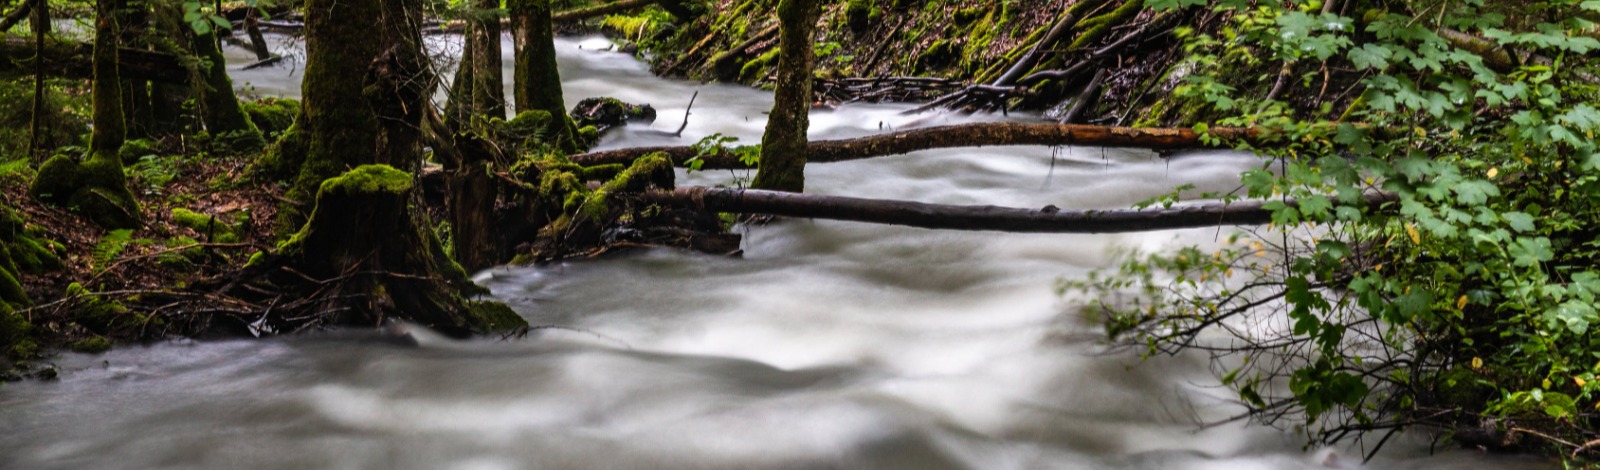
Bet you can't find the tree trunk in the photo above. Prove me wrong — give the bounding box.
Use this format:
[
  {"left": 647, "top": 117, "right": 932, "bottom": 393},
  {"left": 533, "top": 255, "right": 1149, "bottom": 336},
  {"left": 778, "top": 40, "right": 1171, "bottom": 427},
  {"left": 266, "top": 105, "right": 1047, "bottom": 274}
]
[
  {"left": 751, "top": 0, "right": 821, "bottom": 193},
  {"left": 648, "top": 187, "right": 1398, "bottom": 233},
  {"left": 570, "top": 122, "right": 1265, "bottom": 168},
  {"left": 244, "top": 8, "right": 272, "bottom": 60},
  {"left": 28, "top": 0, "right": 141, "bottom": 229},
  {"left": 26, "top": 0, "right": 44, "bottom": 157},
  {"left": 192, "top": 28, "right": 264, "bottom": 150},
  {"left": 118, "top": 0, "right": 152, "bottom": 138},
  {"left": 467, "top": 0, "right": 505, "bottom": 120},
  {"left": 509, "top": 0, "right": 575, "bottom": 149},
  {"left": 281, "top": 0, "right": 382, "bottom": 228},
  {"left": 252, "top": 0, "right": 523, "bottom": 335}
]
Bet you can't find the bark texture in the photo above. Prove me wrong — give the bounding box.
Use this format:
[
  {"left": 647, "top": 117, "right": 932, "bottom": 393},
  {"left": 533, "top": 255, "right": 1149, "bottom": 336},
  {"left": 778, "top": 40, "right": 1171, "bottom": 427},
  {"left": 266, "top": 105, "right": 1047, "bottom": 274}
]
[
  {"left": 751, "top": 0, "right": 821, "bottom": 193},
  {"left": 510, "top": 0, "right": 575, "bottom": 149}
]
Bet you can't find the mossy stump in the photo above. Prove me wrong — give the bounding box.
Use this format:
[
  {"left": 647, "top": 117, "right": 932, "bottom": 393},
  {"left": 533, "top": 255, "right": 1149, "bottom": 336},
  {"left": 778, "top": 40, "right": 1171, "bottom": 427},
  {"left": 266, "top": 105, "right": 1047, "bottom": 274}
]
[{"left": 263, "top": 165, "right": 525, "bottom": 336}]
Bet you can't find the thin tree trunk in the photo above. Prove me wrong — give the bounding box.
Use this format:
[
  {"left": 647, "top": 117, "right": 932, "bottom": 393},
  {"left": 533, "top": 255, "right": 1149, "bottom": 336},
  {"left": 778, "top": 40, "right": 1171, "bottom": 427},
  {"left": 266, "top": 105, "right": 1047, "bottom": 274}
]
[
  {"left": 751, "top": 0, "right": 821, "bottom": 193},
  {"left": 245, "top": 8, "right": 272, "bottom": 60},
  {"left": 118, "top": 0, "right": 151, "bottom": 138},
  {"left": 27, "top": 0, "right": 44, "bottom": 156},
  {"left": 192, "top": 28, "right": 264, "bottom": 149},
  {"left": 648, "top": 187, "right": 1398, "bottom": 233},
  {"left": 468, "top": 0, "right": 505, "bottom": 119}
]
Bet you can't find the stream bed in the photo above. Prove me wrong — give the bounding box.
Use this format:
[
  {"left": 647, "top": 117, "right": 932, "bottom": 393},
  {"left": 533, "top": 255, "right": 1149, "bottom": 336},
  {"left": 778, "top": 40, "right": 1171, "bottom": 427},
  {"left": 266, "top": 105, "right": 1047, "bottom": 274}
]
[{"left": 0, "top": 35, "right": 1550, "bottom": 469}]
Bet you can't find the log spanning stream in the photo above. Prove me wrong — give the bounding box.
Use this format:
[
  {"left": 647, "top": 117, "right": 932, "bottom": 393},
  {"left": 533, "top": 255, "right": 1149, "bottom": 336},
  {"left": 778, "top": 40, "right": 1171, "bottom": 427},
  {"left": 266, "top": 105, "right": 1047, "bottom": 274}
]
[{"left": 0, "top": 35, "right": 1548, "bottom": 469}]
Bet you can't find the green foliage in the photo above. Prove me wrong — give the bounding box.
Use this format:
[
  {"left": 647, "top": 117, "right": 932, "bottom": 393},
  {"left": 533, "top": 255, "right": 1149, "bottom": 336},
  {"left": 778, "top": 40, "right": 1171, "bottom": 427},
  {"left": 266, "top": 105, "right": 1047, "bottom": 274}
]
[
  {"left": 1070, "top": 0, "right": 1600, "bottom": 455},
  {"left": 91, "top": 229, "right": 135, "bottom": 274}
]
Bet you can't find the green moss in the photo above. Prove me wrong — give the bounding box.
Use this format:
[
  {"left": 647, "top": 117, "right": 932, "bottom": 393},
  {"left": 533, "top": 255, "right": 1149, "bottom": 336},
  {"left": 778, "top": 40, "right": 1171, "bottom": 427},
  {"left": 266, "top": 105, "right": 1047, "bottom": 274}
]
[
  {"left": 318, "top": 164, "right": 414, "bottom": 197},
  {"left": 32, "top": 149, "right": 141, "bottom": 229},
  {"left": 69, "top": 336, "right": 112, "bottom": 353},
  {"left": 739, "top": 48, "right": 781, "bottom": 82},
  {"left": 465, "top": 300, "right": 529, "bottom": 333},
  {"left": 171, "top": 208, "right": 240, "bottom": 243},
  {"left": 920, "top": 39, "right": 955, "bottom": 68},
  {"left": 65, "top": 282, "right": 149, "bottom": 333},
  {"left": 0, "top": 267, "right": 26, "bottom": 309},
  {"left": 242, "top": 98, "right": 300, "bottom": 137},
  {"left": 118, "top": 139, "right": 159, "bottom": 164},
  {"left": 846, "top": 0, "right": 871, "bottom": 30},
  {"left": 29, "top": 154, "right": 84, "bottom": 204},
  {"left": 256, "top": 122, "right": 306, "bottom": 181}
]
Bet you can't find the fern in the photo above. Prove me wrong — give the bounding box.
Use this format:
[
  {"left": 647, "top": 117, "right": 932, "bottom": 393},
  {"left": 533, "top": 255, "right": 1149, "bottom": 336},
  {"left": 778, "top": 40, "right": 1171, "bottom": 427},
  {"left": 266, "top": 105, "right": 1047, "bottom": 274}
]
[{"left": 91, "top": 229, "right": 135, "bottom": 273}]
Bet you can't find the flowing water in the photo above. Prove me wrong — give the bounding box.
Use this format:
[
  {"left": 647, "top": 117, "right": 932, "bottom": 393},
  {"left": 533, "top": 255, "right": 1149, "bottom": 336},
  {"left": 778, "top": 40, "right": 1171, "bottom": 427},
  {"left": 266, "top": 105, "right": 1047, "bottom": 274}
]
[{"left": 0, "top": 35, "right": 1550, "bottom": 469}]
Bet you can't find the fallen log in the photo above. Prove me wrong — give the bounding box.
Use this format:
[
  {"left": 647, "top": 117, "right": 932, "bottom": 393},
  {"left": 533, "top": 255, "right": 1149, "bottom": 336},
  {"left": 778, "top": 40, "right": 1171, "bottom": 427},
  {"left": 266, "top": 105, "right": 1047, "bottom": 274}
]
[
  {"left": 0, "top": 37, "right": 188, "bottom": 84},
  {"left": 552, "top": 0, "right": 654, "bottom": 23},
  {"left": 570, "top": 122, "right": 1263, "bottom": 168},
  {"left": 646, "top": 187, "right": 1397, "bottom": 233}
]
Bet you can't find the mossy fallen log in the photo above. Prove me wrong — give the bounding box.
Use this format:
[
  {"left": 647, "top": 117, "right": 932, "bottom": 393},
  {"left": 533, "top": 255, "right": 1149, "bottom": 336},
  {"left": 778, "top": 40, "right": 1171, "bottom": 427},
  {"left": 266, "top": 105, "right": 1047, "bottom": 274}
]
[
  {"left": 648, "top": 186, "right": 1397, "bottom": 233},
  {"left": 0, "top": 37, "right": 188, "bottom": 84},
  {"left": 570, "top": 123, "right": 1264, "bottom": 168}
]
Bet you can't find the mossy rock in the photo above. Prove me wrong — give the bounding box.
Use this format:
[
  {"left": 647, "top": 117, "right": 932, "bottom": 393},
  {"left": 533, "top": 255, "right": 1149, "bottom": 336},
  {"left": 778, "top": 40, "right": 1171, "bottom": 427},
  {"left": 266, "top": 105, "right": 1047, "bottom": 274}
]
[
  {"left": 32, "top": 152, "right": 142, "bottom": 229},
  {"left": 29, "top": 154, "right": 84, "bottom": 204},
  {"left": 68, "top": 336, "right": 112, "bottom": 354},
  {"left": 64, "top": 282, "right": 153, "bottom": 333}
]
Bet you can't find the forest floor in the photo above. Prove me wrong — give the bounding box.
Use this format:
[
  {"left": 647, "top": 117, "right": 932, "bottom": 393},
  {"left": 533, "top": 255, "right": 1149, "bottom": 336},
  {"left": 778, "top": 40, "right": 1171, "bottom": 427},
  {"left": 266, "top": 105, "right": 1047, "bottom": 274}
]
[{"left": 4, "top": 146, "right": 281, "bottom": 377}]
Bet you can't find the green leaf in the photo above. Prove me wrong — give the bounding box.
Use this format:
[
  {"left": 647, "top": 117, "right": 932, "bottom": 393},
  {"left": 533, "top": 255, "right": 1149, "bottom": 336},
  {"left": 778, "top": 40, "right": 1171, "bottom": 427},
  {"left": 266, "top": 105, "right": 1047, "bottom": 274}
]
[
  {"left": 1501, "top": 211, "right": 1536, "bottom": 232},
  {"left": 1510, "top": 237, "right": 1554, "bottom": 267},
  {"left": 1348, "top": 43, "right": 1391, "bottom": 70},
  {"left": 1552, "top": 301, "right": 1597, "bottom": 335}
]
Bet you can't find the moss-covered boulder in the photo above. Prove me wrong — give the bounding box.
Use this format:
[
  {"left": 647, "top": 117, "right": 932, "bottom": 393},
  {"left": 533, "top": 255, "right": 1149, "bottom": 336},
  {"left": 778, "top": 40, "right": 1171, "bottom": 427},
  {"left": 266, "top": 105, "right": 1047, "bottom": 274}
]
[
  {"left": 29, "top": 152, "right": 142, "bottom": 229},
  {"left": 242, "top": 98, "right": 300, "bottom": 138}
]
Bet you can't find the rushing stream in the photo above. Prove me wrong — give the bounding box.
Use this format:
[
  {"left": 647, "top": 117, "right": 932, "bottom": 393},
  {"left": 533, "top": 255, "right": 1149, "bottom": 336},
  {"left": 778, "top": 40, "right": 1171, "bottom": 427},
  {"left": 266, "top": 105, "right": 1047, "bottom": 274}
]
[{"left": 0, "top": 35, "right": 1551, "bottom": 469}]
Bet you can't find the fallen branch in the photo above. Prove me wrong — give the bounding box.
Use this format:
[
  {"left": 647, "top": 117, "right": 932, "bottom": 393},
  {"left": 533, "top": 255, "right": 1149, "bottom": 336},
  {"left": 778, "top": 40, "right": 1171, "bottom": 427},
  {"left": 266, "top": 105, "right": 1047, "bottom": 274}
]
[
  {"left": 571, "top": 122, "right": 1263, "bottom": 168},
  {"left": 647, "top": 187, "right": 1397, "bottom": 233},
  {"left": 0, "top": 0, "right": 31, "bottom": 33}
]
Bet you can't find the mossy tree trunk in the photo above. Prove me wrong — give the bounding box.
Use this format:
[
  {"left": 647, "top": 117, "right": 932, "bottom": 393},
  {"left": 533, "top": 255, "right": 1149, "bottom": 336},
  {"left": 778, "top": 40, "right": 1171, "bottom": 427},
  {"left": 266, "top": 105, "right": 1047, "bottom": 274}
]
[
  {"left": 192, "top": 28, "right": 265, "bottom": 151},
  {"left": 253, "top": 0, "right": 524, "bottom": 335},
  {"left": 280, "top": 0, "right": 382, "bottom": 229},
  {"left": 118, "top": 0, "right": 153, "bottom": 138},
  {"left": 28, "top": 0, "right": 141, "bottom": 229},
  {"left": 27, "top": 0, "right": 45, "bottom": 156},
  {"left": 509, "top": 0, "right": 576, "bottom": 150},
  {"left": 468, "top": 0, "right": 506, "bottom": 120},
  {"left": 751, "top": 0, "right": 821, "bottom": 193}
]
